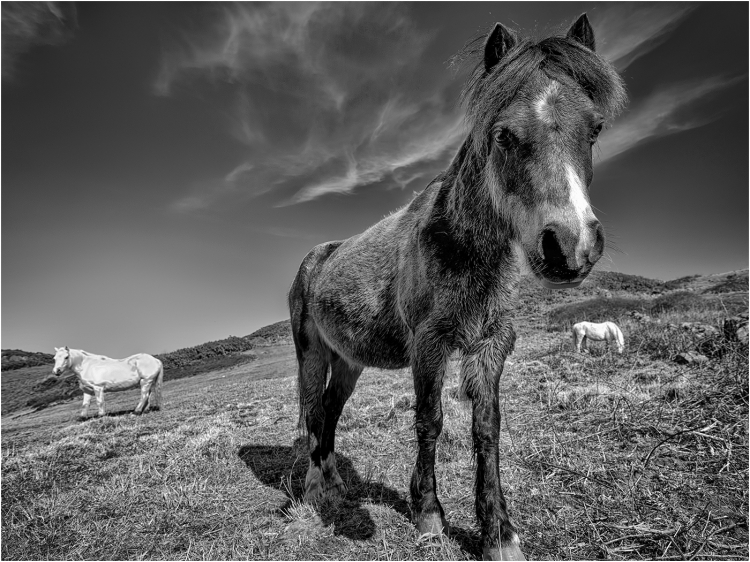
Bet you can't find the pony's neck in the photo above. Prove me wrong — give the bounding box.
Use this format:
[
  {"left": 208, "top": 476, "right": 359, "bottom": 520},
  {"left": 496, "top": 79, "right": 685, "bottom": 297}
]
[
  {"left": 442, "top": 135, "right": 511, "bottom": 243},
  {"left": 67, "top": 349, "right": 85, "bottom": 374}
]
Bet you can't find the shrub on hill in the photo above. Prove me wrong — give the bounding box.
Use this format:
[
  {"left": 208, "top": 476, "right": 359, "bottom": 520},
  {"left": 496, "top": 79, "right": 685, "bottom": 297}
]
[
  {"left": 1, "top": 350, "right": 54, "bottom": 371},
  {"left": 587, "top": 271, "right": 666, "bottom": 294},
  {"left": 156, "top": 336, "right": 256, "bottom": 379},
  {"left": 703, "top": 272, "right": 749, "bottom": 294},
  {"left": 650, "top": 290, "right": 709, "bottom": 314},
  {"left": 662, "top": 274, "right": 701, "bottom": 291},
  {"left": 245, "top": 320, "right": 292, "bottom": 346},
  {"left": 547, "top": 296, "right": 648, "bottom": 330},
  {"left": 27, "top": 374, "right": 80, "bottom": 411},
  {"left": 160, "top": 354, "right": 256, "bottom": 382},
  {"left": 548, "top": 288, "right": 746, "bottom": 333}
]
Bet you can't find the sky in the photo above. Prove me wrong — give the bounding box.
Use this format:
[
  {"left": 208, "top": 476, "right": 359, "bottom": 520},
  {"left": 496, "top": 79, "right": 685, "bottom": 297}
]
[{"left": 2, "top": 1, "right": 748, "bottom": 357}]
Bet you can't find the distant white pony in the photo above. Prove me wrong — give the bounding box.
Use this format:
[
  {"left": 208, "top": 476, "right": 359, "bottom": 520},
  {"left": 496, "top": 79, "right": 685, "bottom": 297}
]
[
  {"left": 53, "top": 346, "right": 163, "bottom": 419},
  {"left": 572, "top": 322, "right": 625, "bottom": 354}
]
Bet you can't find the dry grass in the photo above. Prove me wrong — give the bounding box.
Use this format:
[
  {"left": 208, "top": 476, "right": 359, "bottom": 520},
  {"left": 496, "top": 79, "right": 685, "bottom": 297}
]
[{"left": 2, "top": 309, "right": 748, "bottom": 560}]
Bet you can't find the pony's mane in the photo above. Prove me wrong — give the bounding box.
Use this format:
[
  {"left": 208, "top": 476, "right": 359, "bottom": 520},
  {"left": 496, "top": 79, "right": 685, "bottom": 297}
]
[{"left": 453, "top": 29, "right": 627, "bottom": 156}]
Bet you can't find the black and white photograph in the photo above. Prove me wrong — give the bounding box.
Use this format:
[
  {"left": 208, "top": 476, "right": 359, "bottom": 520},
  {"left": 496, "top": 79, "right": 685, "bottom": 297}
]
[{"left": 2, "top": 2, "right": 748, "bottom": 560}]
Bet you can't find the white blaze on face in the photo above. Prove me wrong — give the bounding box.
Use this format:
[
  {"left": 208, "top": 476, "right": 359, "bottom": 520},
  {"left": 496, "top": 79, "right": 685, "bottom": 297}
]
[
  {"left": 534, "top": 81, "right": 561, "bottom": 126},
  {"left": 565, "top": 163, "right": 595, "bottom": 265}
]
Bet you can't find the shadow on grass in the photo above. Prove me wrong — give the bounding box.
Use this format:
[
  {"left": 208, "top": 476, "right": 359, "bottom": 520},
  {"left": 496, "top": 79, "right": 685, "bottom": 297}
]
[
  {"left": 238, "top": 438, "right": 482, "bottom": 556},
  {"left": 78, "top": 406, "right": 161, "bottom": 420},
  {"left": 239, "top": 437, "right": 408, "bottom": 540}
]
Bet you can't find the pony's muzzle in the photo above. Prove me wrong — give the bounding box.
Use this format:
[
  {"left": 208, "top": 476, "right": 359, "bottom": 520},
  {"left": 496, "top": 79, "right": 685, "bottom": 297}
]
[{"left": 537, "top": 220, "right": 604, "bottom": 285}]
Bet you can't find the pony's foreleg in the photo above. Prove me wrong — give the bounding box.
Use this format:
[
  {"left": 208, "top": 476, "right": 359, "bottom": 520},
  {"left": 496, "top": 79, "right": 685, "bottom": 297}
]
[
  {"left": 80, "top": 391, "right": 93, "bottom": 419},
  {"left": 461, "top": 322, "right": 525, "bottom": 561},
  {"left": 94, "top": 387, "right": 105, "bottom": 417},
  {"left": 316, "top": 355, "right": 363, "bottom": 498},
  {"left": 410, "top": 333, "right": 449, "bottom": 537}
]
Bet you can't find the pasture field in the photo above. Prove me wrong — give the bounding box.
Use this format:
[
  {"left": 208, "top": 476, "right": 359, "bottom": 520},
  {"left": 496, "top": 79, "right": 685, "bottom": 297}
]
[{"left": 2, "top": 273, "right": 747, "bottom": 560}]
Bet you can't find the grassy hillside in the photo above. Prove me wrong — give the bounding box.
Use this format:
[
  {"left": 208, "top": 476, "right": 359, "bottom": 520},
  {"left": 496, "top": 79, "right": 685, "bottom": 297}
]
[{"left": 2, "top": 272, "right": 747, "bottom": 560}]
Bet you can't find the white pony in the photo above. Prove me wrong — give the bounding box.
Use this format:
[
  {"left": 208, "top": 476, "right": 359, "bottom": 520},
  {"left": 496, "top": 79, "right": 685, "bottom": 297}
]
[
  {"left": 572, "top": 321, "right": 625, "bottom": 354},
  {"left": 53, "top": 346, "right": 163, "bottom": 419}
]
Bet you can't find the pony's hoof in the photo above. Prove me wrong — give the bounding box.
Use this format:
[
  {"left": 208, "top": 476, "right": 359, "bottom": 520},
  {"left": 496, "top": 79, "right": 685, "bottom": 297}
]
[
  {"left": 324, "top": 476, "right": 347, "bottom": 499},
  {"left": 415, "top": 512, "right": 448, "bottom": 537},
  {"left": 304, "top": 467, "right": 325, "bottom": 503},
  {"left": 482, "top": 543, "right": 526, "bottom": 561},
  {"left": 304, "top": 469, "right": 347, "bottom": 502}
]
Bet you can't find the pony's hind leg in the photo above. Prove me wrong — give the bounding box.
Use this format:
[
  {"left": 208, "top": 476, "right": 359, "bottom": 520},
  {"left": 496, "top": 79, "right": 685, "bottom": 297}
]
[
  {"left": 134, "top": 378, "right": 154, "bottom": 415},
  {"left": 296, "top": 332, "right": 333, "bottom": 503},
  {"left": 147, "top": 365, "right": 163, "bottom": 411},
  {"left": 317, "top": 355, "right": 363, "bottom": 498}
]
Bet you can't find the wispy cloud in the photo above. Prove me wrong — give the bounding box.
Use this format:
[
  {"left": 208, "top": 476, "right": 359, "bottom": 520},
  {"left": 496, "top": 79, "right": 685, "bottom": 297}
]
[
  {"left": 597, "top": 74, "right": 746, "bottom": 164},
  {"left": 1, "top": 2, "right": 77, "bottom": 81},
  {"left": 156, "top": 3, "right": 464, "bottom": 211},
  {"left": 593, "top": 3, "right": 696, "bottom": 69},
  {"left": 281, "top": 108, "right": 465, "bottom": 206}
]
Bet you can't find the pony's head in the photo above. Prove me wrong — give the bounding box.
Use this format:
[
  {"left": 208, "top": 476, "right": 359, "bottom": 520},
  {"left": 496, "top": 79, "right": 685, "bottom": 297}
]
[
  {"left": 52, "top": 346, "right": 71, "bottom": 375},
  {"left": 460, "top": 14, "right": 626, "bottom": 288}
]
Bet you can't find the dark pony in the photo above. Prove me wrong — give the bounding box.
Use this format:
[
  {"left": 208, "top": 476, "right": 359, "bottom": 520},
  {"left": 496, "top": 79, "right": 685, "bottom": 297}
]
[{"left": 288, "top": 14, "right": 626, "bottom": 560}]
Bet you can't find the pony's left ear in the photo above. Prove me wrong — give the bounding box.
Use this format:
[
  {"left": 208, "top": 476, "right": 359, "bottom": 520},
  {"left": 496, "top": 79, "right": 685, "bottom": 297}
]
[
  {"left": 566, "top": 13, "right": 595, "bottom": 51},
  {"left": 484, "top": 22, "right": 517, "bottom": 73},
  {"left": 65, "top": 345, "right": 69, "bottom": 351}
]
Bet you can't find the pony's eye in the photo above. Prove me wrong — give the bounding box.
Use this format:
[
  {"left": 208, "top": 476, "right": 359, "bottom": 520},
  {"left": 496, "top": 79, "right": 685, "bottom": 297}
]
[
  {"left": 494, "top": 128, "right": 513, "bottom": 149},
  {"left": 589, "top": 122, "right": 604, "bottom": 144}
]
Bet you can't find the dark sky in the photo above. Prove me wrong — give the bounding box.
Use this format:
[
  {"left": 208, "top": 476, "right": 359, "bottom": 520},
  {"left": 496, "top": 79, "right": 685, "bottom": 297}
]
[{"left": 3, "top": 2, "right": 748, "bottom": 356}]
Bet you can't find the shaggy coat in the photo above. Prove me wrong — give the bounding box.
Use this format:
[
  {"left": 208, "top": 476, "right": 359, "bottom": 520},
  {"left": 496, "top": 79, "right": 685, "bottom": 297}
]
[{"left": 289, "top": 14, "right": 626, "bottom": 561}]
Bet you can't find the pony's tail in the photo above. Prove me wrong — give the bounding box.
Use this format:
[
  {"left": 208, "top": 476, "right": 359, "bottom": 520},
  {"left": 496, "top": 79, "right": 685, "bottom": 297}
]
[
  {"left": 289, "top": 265, "right": 308, "bottom": 436},
  {"left": 148, "top": 361, "right": 164, "bottom": 410}
]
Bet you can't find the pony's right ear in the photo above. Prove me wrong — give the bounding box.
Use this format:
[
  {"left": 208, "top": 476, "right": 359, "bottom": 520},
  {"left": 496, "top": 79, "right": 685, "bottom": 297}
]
[
  {"left": 484, "top": 22, "right": 517, "bottom": 73},
  {"left": 54, "top": 347, "right": 60, "bottom": 352}
]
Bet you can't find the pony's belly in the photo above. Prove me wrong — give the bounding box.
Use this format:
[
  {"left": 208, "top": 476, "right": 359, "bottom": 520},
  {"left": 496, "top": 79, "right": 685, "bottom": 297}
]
[
  {"left": 315, "top": 312, "right": 410, "bottom": 369},
  {"left": 98, "top": 377, "right": 141, "bottom": 391},
  {"left": 85, "top": 363, "right": 141, "bottom": 391},
  {"left": 311, "top": 298, "right": 410, "bottom": 369}
]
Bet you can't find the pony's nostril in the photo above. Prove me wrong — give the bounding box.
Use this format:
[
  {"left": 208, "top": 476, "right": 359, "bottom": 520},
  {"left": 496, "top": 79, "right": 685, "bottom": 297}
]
[
  {"left": 541, "top": 228, "right": 566, "bottom": 266},
  {"left": 588, "top": 221, "right": 605, "bottom": 264}
]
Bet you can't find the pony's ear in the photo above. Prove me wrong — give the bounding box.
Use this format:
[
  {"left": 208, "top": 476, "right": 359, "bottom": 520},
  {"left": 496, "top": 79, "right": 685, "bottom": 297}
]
[
  {"left": 566, "top": 13, "right": 595, "bottom": 51},
  {"left": 65, "top": 345, "right": 69, "bottom": 351},
  {"left": 484, "top": 22, "right": 517, "bottom": 73},
  {"left": 54, "top": 347, "right": 60, "bottom": 352}
]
